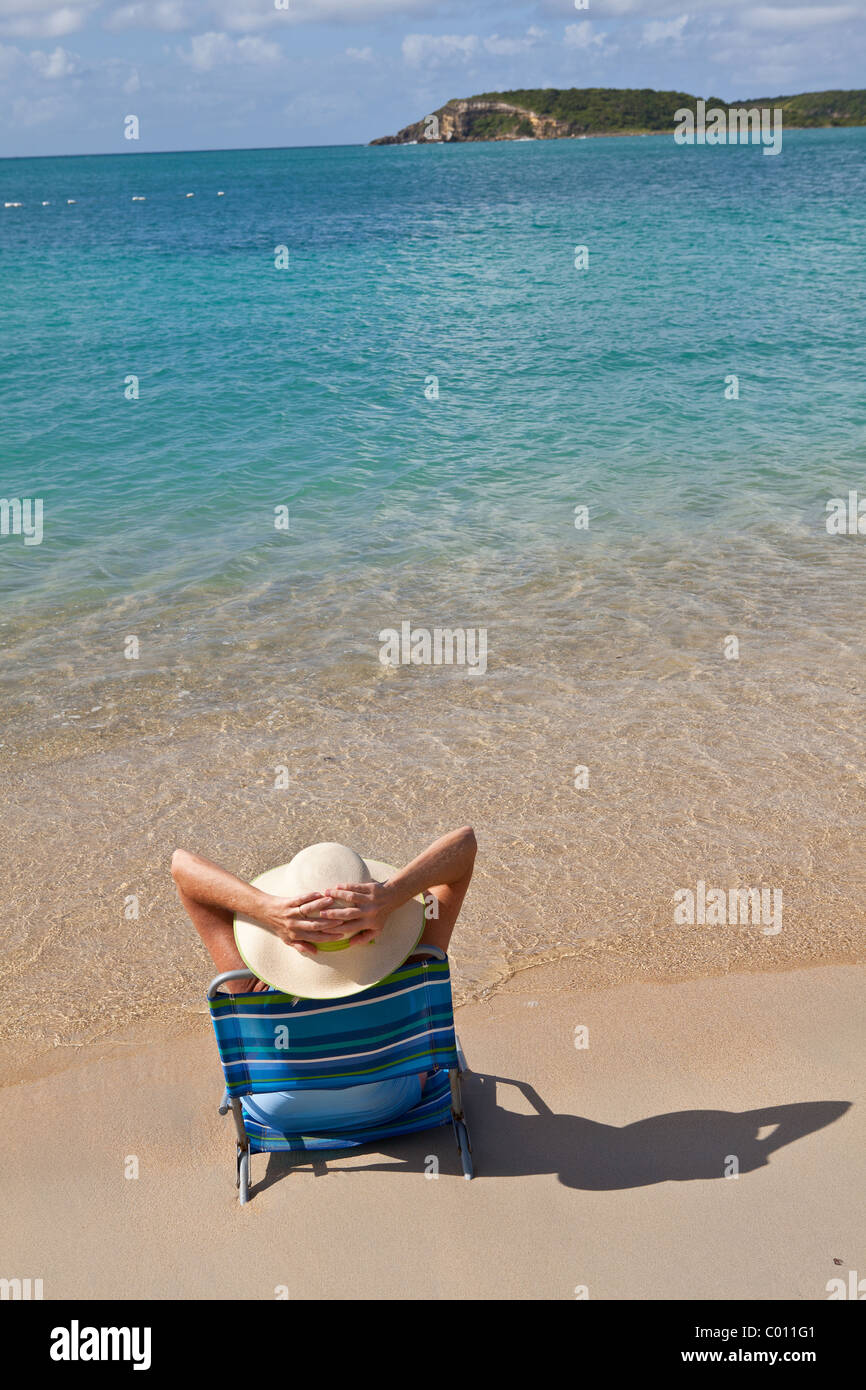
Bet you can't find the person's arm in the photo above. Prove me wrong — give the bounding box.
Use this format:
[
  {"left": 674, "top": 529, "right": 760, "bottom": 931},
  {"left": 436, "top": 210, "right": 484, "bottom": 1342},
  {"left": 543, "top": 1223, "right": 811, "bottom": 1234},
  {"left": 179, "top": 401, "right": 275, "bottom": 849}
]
[
  {"left": 317, "top": 826, "right": 477, "bottom": 944},
  {"left": 170, "top": 848, "right": 347, "bottom": 952}
]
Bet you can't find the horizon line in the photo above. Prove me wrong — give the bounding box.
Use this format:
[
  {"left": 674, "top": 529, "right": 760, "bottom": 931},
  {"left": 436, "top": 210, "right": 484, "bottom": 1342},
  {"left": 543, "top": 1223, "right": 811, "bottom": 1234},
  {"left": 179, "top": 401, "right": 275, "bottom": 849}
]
[
  {"left": 0, "top": 140, "right": 369, "bottom": 163},
  {"left": 3, "top": 124, "right": 864, "bottom": 164}
]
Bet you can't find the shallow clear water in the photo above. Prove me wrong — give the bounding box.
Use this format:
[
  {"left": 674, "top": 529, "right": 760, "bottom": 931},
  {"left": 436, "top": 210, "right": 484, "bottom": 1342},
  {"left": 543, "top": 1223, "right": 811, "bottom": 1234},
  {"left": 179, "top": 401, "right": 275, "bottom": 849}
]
[{"left": 1, "top": 131, "right": 864, "bottom": 1063}]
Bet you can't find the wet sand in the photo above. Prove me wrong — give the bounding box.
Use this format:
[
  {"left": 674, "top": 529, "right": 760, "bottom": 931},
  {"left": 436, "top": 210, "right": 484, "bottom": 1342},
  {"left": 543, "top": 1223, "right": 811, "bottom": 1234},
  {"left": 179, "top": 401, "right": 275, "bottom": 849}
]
[
  {"left": 3, "top": 560, "right": 865, "bottom": 1088},
  {"left": 2, "top": 511, "right": 864, "bottom": 1093}
]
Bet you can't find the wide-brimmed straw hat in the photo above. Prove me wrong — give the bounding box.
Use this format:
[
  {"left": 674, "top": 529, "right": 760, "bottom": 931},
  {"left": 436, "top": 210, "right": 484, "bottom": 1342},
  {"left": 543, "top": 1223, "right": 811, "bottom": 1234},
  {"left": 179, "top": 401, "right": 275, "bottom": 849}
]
[{"left": 234, "top": 841, "right": 425, "bottom": 999}]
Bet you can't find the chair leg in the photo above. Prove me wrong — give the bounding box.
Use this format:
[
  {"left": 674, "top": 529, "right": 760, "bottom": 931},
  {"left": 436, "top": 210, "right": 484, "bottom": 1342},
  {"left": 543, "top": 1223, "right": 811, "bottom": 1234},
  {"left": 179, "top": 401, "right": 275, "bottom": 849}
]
[
  {"left": 453, "top": 1117, "right": 474, "bottom": 1180},
  {"left": 449, "top": 1065, "right": 474, "bottom": 1179},
  {"left": 218, "top": 1088, "right": 230, "bottom": 1115},
  {"left": 456, "top": 1035, "right": 469, "bottom": 1075},
  {"left": 229, "top": 1096, "right": 251, "bottom": 1205},
  {"left": 237, "top": 1146, "right": 251, "bottom": 1205}
]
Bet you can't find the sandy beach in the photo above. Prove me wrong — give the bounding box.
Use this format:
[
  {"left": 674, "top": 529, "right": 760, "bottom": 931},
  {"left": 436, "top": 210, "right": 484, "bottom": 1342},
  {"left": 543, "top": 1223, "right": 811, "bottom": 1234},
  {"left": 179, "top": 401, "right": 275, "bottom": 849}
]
[
  {"left": 3, "top": 102, "right": 865, "bottom": 1315},
  {"left": 3, "top": 958, "right": 861, "bottom": 1301}
]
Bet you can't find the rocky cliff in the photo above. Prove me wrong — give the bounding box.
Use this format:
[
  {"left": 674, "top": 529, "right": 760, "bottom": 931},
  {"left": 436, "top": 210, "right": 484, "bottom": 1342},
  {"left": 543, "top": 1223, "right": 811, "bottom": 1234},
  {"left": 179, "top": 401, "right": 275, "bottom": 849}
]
[{"left": 371, "top": 99, "right": 573, "bottom": 145}]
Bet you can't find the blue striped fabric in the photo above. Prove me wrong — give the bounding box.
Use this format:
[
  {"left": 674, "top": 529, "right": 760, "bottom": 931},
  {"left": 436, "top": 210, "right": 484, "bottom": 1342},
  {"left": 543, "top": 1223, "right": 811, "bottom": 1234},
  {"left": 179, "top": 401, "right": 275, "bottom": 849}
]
[
  {"left": 241, "top": 1070, "right": 454, "bottom": 1153},
  {"left": 208, "top": 957, "right": 459, "bottom": 1149}
]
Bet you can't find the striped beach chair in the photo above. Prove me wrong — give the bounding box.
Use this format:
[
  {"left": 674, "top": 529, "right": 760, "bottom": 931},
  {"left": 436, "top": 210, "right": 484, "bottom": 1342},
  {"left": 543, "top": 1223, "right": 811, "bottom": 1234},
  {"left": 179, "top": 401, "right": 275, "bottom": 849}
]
[{"left": 207, "top": 946, "right": 473, "bottom": 1203}]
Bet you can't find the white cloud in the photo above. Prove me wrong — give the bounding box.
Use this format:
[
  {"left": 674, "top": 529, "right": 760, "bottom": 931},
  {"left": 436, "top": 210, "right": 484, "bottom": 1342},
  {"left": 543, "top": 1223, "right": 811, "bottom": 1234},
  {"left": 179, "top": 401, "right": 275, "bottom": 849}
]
[
  {"left": 30, "top": 44, "right": 79, "bottom": 77},
  {"left": 345, "top": 45, "right": 373, "bottom": 61},
  {"left": 232, "top": 33, "right": 280, "bottom": 61},
  {"left": 105, "top": 0, "right": 424, "bottom": 37},
  {"left": 178, "top": 31, "right": 281, "bottom": 71},
  {"left": 106, "top": 2, "right": 192, "bottom": 32},
  {"left": 642, "top": 13, "right": 688, "bottom": 44},
  {"left": 206, "top": 0, "right": 431, "bottom": 30},
  {"left": 563, "top": 21, "right": 606, "bottom": 50},
  {"left": 402, "top": 33, "right": 479, "bottom": 66},
  {"left": 581, "top": 0, "right": 642, "bottom": 12},
  {"left": 741, "top": 5, "right": 856, "bottom": 31},
  {"left": 484, "top": 27, "right": 545, "bottom": 56},
  {"left": 587, "top": 0, "right": 856, "bottom": 17},
  {"left": 0, "top": 4, "right": 90, "bottom": 38}
]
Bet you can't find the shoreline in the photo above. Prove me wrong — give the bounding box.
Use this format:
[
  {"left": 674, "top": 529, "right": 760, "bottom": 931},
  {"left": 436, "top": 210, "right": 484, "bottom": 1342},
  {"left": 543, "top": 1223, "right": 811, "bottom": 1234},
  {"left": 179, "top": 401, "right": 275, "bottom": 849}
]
[
  {"left": 4, "top": 935, "right": 862, "bottom": 1093},
  {"left": 371, "top": 122, "right": 864, "bottom": 147}
]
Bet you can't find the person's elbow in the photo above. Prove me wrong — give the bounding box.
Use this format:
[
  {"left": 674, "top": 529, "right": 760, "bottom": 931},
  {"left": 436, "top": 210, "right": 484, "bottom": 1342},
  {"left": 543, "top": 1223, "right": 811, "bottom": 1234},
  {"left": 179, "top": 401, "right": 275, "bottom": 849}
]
[{"left": 170, "top": 848, "right": 189, "bottom": 882}]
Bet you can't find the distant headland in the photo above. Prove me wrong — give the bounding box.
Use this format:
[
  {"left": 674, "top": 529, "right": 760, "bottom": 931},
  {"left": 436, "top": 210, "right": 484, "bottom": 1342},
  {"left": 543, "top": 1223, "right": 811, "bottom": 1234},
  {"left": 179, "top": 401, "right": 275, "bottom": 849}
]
[{"left": 370, "top": 88, "right": 866, "bottom": 144}]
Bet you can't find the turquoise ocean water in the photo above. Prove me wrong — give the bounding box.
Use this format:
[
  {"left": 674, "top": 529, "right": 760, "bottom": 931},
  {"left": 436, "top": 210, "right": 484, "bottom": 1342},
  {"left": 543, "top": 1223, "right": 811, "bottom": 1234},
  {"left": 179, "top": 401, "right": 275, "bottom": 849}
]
[
  {"left": 2, "top": 130, "right": 865, "bottom": 1049},
  {"left": 2, "top": 131, "right": 865, "bottom": 683}
]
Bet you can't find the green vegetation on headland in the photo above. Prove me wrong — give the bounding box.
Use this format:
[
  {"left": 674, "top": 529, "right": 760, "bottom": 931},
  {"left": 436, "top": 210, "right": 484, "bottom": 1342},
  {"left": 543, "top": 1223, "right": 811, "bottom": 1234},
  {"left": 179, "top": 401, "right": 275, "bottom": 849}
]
[{"left": 370, "top": 88, "right": 866, "bottom": 144}]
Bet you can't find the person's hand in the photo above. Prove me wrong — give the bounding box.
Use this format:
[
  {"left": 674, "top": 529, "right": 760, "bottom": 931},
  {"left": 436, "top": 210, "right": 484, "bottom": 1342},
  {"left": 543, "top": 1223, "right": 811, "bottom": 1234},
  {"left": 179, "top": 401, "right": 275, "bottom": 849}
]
[
  {"left": 315, "top": 880, "right": 398, "bottom": 945},
  {"left": 255, "top": 891, "right": 350, "bottom": 958}
]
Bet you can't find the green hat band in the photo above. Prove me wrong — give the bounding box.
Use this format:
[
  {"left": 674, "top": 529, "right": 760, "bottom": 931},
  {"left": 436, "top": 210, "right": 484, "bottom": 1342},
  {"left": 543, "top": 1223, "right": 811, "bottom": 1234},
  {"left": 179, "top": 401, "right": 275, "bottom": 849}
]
[{"left": 316, "top": 935, "right": 358, "bottom": 953}]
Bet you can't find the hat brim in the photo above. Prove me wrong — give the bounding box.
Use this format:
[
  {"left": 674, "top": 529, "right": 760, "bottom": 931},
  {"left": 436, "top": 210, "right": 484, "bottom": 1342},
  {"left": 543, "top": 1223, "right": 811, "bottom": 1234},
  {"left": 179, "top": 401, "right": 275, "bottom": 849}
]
[{"left": 233, "top": 858, "right": 425, "bottom": 999}]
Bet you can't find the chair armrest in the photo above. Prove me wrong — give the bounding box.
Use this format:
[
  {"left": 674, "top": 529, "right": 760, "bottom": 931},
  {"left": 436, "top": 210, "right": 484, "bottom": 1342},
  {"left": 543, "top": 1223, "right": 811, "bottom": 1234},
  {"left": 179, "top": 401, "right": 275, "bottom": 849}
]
[{"left": 207, "top": 969, "right": 259, "bottom": 1000}]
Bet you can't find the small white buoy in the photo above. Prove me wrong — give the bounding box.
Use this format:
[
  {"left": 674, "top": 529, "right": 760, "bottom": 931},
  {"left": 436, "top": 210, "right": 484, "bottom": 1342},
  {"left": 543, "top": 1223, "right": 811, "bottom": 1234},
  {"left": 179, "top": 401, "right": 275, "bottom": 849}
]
[
  {"left": 4, "top": 201, "right": 22, "bottom": 208},
  {"left": 185, "top": 192, "right": 194, "bottom": 197},
  {"left": 217, "top": 190, "right": 225, "bottom": 196},
  {"left": 132, "top": 195, "right": 146, "bottom": 201},
  {"left": 67, "top": 198, "right": 76, "bottom": 204}
]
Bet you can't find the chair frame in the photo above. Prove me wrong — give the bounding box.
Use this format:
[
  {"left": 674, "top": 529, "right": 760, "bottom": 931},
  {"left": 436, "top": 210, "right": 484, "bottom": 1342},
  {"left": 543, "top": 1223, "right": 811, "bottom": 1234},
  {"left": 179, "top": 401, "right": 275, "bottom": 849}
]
[{"left": 207, "top": 946, "right": 473, "bottom": 1203}]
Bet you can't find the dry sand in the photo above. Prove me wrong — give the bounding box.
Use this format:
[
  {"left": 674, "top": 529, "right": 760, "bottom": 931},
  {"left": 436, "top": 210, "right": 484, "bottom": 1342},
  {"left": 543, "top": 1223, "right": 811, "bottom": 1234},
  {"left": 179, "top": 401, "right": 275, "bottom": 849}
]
[{"left": 2, "top": 959, "right": 862, "bottom": 1301}]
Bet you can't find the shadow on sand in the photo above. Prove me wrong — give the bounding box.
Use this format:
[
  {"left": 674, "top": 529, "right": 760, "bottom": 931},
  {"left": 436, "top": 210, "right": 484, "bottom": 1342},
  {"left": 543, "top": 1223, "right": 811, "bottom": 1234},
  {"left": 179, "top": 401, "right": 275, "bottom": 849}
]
[{"left": 253, "top": 1073, "right": 851, "bottom": 1195}]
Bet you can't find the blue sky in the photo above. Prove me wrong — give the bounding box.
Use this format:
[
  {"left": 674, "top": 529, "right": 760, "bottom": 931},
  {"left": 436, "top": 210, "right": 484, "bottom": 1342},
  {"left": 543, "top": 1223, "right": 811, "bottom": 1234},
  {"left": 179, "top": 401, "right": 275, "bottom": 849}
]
[{"left": 0, "top": 0, "right": 863, "bottom": 157}]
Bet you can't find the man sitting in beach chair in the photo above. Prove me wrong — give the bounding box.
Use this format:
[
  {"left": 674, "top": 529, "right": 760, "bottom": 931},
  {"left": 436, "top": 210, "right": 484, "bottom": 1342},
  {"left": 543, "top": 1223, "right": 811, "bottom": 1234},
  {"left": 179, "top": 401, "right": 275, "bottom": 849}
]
[{"left": 171, "top": 827, "right": 476, "bottom": 1142}]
